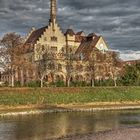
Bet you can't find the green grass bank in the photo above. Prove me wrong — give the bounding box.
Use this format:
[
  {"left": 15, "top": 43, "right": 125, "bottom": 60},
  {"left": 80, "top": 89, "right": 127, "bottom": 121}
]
[{"left": 0, "top": 87, "right": 140, "bottom": 107}]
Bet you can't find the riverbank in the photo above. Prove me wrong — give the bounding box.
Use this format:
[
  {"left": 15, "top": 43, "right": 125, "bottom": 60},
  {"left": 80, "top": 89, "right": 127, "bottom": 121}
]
[
  {"left": 1, "top": 102, "right": 140, "bottom": 116},
  {"left": 0, "top": 87, "right": 140, "bottom": 115},
  {"left": 57, "top": 127, "right": 140, "bottom": 140}
]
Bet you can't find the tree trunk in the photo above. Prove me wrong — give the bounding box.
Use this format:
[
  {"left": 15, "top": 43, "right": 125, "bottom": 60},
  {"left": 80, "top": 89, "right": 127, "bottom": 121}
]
[
  {"left": 11, "top": 74, "right": 14, "bottom": 87},
  {"left": 20, "top": 69, "right": 24, "bottom": 86},
  {"left": 66, "top": 77, "right": 70, "bottom": 87},
  {"left": 91, "top": 79, "right": 95, "bottom": 87},
  {"left": 15, "top": 68, "right": 18, "bottom": 81},
  {"left": 41, "top": 78, "right": 44, "bottom": 88},
  {"left": 114, "top": 78, "right": 117, "bottom": 87}
]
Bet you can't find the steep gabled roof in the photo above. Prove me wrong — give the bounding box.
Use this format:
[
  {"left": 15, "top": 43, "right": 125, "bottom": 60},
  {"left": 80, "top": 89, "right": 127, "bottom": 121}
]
[
  {"left": 75, "top": 31, "right": 86, "bottom": 43},
  {"left": 75, "top": 35, "right": 86, "bottom": 43},
  {"left": 24, "top": 26, "right": 48, "bottom": 46},
  {"left": 23, "top": 26, "right": 48, "bottom": 53},
  {"left": 75, "top": 33, "right": 100, "bottom": 60},
  {"left": 65, "top": 29, "right": 75, "bottom": 36},
  {"left": 87, "top": 33, "right": 96, "bottom": 37},
  {"left": 76, "top": 31, "right": 85, "bottom": 36}
]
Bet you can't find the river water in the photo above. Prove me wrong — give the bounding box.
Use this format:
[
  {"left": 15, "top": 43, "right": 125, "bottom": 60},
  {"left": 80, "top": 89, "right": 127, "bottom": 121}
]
[{"left": 0, "top": 109, "right": 140, "bottom": 140}]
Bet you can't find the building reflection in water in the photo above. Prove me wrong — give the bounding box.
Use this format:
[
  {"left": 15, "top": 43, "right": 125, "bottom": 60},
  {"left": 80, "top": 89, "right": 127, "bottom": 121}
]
[{"left": 0, "top": 110, "right": 140, "bottom": 140}]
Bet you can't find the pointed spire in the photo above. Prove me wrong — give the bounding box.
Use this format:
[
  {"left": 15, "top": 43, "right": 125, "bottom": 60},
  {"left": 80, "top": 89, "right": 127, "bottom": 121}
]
[{"left": 50, "top": 0, "right": 57, "bottom": 31}]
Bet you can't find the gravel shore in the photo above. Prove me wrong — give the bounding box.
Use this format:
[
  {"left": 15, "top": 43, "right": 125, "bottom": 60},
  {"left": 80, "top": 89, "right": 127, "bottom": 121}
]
[{"left": 57, "top": 128, "right": 140, "bottom": 140}]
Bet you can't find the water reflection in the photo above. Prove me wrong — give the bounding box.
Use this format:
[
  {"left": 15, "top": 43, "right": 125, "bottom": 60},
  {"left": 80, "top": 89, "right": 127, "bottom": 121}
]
[{"left": 0, "top": 110, "right": 140, "bottom": 140}]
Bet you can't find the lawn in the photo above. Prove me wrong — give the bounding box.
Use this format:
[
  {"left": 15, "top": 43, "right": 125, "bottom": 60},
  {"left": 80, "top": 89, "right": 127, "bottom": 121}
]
[{"left": 0, "top": 87, "right": 140, "bottom": 106}]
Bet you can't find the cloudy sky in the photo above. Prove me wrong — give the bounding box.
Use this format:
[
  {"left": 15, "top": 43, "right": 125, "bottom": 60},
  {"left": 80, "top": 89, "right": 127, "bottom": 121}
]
[{"left": 0, "top": 0, "right": 140, "bottom": 60}]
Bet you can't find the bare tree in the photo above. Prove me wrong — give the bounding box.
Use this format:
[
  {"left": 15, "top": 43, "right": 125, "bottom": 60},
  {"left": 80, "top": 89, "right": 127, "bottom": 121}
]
[
  {"left": 36, "top": 49, "right": 57, "bottom": 87},
  {"left": 88, "top": 49, "right": 99, "bottom": 87},
  {"left": 109, "top": 51, "right": 120, "bottom": 87},
  {"left": 37, "top": 58, "right": 47, "bottom": 88},
  {"left": 65, "top": 50, "right": 74, "bottom": 87},
  {"left": 0, "top": 46, "right": 8, "bottom": 71},
  {"left": 0, "top": 32, "right": 24, "bottom": 87}
]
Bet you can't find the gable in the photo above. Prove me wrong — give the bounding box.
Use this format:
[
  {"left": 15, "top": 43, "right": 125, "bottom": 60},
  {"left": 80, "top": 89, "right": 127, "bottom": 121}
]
[
  {"left": 95, "top": 37, "right": 109, "bottom": 51},
  {"left": 36, "top": 22, "right": 66, "bottom": 50},
  {"left": 34, "top": 22, "right": 66, "bottom": 61},
  {"left": 76, "top": 31, "right": 86, "bottom": 36}
]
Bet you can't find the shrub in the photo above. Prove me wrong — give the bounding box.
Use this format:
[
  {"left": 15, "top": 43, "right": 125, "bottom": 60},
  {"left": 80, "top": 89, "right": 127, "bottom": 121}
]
[
  {"left": 14, "top": 81, "right": 21, "bottom": 87},
  {"left": 70, "top": 81, "right": 89, "bottom": 87},
  {"left": 55, "top": 81, "right": 65, "bottom": 87},
  {"left": 48, "top": 82, "right": 56, "bottom": 87},
  {"left": 4, "top": 81, "right": 9, "bottom": 87},
  {"left": 0, "top": 81, "right": 5, "bottom": 87},
  {"left": 119, "top": 63, "right": 140, "bottom": 86},
  {"left": 26, "top": 80, "right": 40, "bottom": 87},
  {"left": 95, "top": 79, "right": 114, "bottom": 86}
]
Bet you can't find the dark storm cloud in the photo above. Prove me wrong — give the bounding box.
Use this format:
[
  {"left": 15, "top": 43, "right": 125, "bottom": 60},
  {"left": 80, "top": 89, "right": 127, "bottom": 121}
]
[{"left": 0, "top": 0, "right": 140, "bottom": 60}]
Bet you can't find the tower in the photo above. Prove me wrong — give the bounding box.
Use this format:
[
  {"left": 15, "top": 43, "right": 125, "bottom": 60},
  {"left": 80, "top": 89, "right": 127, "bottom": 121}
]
[{"left": 50, "top": 0, "right": 57, "bottom": 31}]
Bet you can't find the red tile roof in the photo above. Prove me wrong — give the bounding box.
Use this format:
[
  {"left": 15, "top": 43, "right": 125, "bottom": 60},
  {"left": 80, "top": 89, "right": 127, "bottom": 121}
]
[
  {"left": 23, "top": 26, "right": 48, "bottom": 53},
  {"left": 75, "top": 33, "right": 100, "bottom": 60},
  {"left": 24, "top": 26, "right": 48, "bottom": 46},
  {"left": 75, "top": 35, "right": 86, "bottom": 43}
]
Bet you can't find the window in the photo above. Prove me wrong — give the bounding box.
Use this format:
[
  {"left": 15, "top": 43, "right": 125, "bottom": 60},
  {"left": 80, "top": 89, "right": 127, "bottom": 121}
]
[
  {"left": 61, "top": 47, "right": 64, "bottom": 53},
  {"left": 51, "top": 46, "right": 57, "bottom": 52},
  {"left": 99, "top": 43, "right": 104, "bottom": 50},
  {"left": 69, "top": 48, "right": 72, "bottom": 53},
  {"left": 51, "top": 36, "right": 57, "bottom": 42},
  {"left": 44, "top": 37, "right": 47, "bottom": 41},
  {"left": 42, "top": 45, "right": 45, "bottom": 51},
  {"left": 58, "top": 64, "right": 62, "bottom": 71}
]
